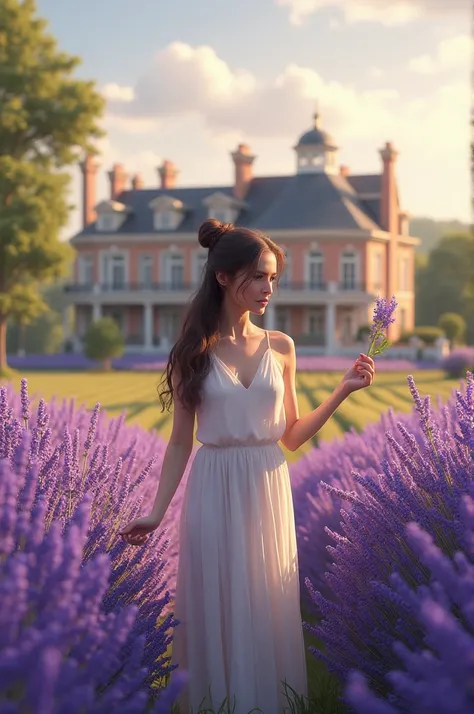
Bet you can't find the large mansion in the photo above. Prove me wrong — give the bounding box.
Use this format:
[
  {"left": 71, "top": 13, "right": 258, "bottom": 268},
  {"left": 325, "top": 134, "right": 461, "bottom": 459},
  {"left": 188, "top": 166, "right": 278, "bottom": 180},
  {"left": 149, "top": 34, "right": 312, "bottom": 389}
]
[{"left": 66, "top": 113, "right": 419, "bottom": 354}]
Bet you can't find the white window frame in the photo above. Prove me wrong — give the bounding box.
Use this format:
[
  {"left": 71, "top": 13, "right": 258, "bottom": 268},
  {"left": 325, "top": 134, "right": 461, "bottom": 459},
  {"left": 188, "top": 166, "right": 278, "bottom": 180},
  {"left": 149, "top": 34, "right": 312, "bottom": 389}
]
[
  {"left": 305, "top": 250, "right": 324, "bottom": 288},
  {"left": 154, "top": 211, "right": 174, "bottom": 231},
  {"left": 306, "top": 308, "right": 325, "bottom": 336},
  {"left": 193, "top": 251, "right": 208, "bottom": 285},
  {"left": 78, "top": 255, "right": 94, "bottom": 285},
  {"left": 399, "top": 257, "right": 410, "bottom": 291},
  {"left": 275, "top": 307, "right": 291, "bottom": 334},
  {"left": 139, "top": 254, "right": 154, "bottom": 288},
  {"left": 373, "top": 251, "right": 383, "bottom": 288},
  {"left": 160, "top": 249, "right": 185, "bottom": 289},
  {"left": 340, "top": 251, "right": 359, "bottom": 289},
  {"left": 208, "top": 208, "right": 232, "bottom": 223},
  {"left": 97, "top": 213, "right": 118, "bottom": 232},
  {"left": 279, "top": 247, "right": 292, "bottom": 288},
  {"left": 99, "top": 250, "right": 129, "bottom": 288}
]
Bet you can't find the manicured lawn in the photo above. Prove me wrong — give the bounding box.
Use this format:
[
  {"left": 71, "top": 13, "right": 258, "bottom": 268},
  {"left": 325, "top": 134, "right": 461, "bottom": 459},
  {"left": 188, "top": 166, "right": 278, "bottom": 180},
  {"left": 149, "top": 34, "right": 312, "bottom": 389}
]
[{"left": 12, "top": 369, "right": 459, "bottom": 465}]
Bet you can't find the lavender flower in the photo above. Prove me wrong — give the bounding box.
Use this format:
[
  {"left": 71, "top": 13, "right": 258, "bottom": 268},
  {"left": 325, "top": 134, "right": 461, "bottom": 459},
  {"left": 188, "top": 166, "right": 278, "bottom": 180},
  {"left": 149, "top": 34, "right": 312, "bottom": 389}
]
[
  {"left": 290, "top": 377, "right": 461, "bottom": 604},
  {"left": 367, "top": 295, "right": 398, "bottom": 358},
  {"left": 302, "top": 370, "right": 473, "bottom": 706},
  {"left": 346, "top": 496, "right": 474, "bottom": 714},
  {"left": 0, "top": 380, "right": 194, "bottom": 709},
  {"left": 20, "top": 378, "right": 30, "bottom": 427}
]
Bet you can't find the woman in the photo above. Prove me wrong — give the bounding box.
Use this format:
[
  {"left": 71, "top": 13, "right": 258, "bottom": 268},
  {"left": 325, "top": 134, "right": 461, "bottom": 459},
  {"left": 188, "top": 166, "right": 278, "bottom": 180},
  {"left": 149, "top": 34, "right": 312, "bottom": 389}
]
[{"left": 120, "top": 219, "right": 375, "bottom": 713}]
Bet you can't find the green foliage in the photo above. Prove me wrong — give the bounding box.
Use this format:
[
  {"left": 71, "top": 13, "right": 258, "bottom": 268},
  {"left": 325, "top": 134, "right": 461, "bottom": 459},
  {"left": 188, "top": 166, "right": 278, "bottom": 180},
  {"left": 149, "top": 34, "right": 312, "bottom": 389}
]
[
  {"left": 410, "top": 218, "right": 471, "bottom": 255},
  {"left": 6, "top": 279, "right": 73, "bottom": 355},
  {"left": 402, "top": 326, "right": 445, "bottom": 345},
  {"left": 437, "top": 312, "right": 466, "bottom": 346},
  {"left": 0, "top": 0, "right": 104, "bottom": 369},
  {"left": 415, "top": 232, "right": 474, "bottom": 345},
  {"left": 355, "top": 325, "right": 371, "bottom": 342},
  {"left": 83, "top": 318, "right": 124, "bottom": 370}
]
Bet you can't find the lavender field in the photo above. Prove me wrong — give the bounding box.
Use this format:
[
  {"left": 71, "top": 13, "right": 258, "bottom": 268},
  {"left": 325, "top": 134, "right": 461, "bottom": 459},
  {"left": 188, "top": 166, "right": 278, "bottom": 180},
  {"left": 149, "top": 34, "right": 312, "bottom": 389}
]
[{"left": 1, "top": 369, "right": 473, "bottom": 714}]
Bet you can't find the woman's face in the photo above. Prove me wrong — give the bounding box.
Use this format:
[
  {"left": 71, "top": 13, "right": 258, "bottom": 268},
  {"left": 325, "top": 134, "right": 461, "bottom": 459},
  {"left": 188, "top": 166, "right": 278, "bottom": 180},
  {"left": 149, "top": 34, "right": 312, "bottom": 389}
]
[{"left": 219, "top": 250, "right": 278, "bottom": 316}]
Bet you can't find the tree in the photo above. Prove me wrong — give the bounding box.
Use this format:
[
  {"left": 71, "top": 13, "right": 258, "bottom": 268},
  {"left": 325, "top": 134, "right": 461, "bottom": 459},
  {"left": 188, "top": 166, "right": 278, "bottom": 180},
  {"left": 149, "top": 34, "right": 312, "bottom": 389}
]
[
  {"left": 83, "top": 318, "right": 124, "bottom": 371},
  {"left": 415, "top": 232, "right": 474, "bottom": 345},
  {"left": 0, "top": 0, "right": 104, "bottom": 374},
  {"left": 437, "top": 312, "right": 466, "bottom": 349}
]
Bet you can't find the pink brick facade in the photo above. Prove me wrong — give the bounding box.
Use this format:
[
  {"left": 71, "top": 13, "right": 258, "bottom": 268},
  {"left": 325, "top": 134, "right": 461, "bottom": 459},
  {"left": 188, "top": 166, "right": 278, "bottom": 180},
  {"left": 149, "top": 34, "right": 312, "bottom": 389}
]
[{"left": 67, "top": 115, "right": 419, "bottom": 354}]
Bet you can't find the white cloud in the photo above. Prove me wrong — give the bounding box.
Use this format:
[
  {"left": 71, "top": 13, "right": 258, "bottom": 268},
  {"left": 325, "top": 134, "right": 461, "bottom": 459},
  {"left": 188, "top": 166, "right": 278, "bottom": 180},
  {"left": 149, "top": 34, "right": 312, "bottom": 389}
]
[
  {"left": 275, "top": 0, "right": 469, "bottom": 27},
  {"left": 368, "top": 66, "right": 385, "bottom": 78},
  {"left": 87, "top": 41, "right": 470, "bottom": 225},
  {"left": 101, "top": 83, "right": 135, "bottom": 102},
  {"left": 407, "top": 34, "right": 471, "bottom": 74},
  {"left": 105, "top": 43, "right": 401, "bottom": 142}
]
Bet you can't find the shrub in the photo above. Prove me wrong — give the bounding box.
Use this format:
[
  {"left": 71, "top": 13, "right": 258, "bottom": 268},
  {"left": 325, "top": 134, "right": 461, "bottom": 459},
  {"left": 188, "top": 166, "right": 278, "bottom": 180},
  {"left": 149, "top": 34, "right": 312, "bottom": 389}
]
[
  {"left": 290, "top": 384, "right": 458, "bottom": 605},
  {"left": 302, "top": 371, "right": 473, "bottom": 708},
  {"left": 83, "top": 316, "right": 125, "bottom": 370},
  {"left": 0, "top": 457, "right": 187, "bottom": 712},
  {"left": 437, "top": 311, "right": 466, "bottom": 347},
  {"left": 356, "top": 324, "right": 371, "bottom": 342},
  {"left": 441, "top": 346, "right": 474, "bottom": 378},
  {"left": 403, "top": 326, "right": 445, "bottom": 345},
  {"left": 346, "top": 496, "right": 474, "bottom": 714},
  {"left": 0, "top": 380, "right": 190, "bottom": 707}
]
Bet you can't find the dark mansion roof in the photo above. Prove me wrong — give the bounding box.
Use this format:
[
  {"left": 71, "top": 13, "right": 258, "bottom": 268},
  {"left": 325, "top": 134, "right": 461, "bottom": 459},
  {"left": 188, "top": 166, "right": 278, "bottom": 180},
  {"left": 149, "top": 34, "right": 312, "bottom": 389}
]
[{"left": 73, "top": 170, "right": 384, "bottom": 240}]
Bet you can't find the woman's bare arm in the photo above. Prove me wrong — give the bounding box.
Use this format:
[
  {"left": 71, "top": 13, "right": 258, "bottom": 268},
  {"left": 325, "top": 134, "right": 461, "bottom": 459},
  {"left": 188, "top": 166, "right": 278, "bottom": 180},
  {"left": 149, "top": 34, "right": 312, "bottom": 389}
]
[
  {"left": 278, "top": 334, "right": 349, "bottom": 453},
  {"left": 148, "top": 375, "right": 195, "bottom": 524}
]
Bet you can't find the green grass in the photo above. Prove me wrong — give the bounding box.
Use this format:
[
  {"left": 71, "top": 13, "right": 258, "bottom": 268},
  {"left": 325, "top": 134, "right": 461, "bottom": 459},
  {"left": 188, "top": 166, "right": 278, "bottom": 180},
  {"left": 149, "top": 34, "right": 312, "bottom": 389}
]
[
  {"left": 9, "top": 369, "right": 460, "bottom": 468},
  {"left": 5, "top": 368, "right": 461, "bottom": 713}
]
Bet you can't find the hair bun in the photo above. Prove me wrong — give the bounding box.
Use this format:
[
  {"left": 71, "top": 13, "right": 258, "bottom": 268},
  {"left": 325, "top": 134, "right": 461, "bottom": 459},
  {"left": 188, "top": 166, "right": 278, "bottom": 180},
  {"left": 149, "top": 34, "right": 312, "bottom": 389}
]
[{"left": 198, "top": 218, "right": 234, "bottom": 251}]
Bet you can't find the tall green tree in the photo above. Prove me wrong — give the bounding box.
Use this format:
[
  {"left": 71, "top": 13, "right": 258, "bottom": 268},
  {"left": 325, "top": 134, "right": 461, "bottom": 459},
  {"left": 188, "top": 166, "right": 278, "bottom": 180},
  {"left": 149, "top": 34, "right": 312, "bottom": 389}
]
[
  {"left": 416, "top": 232, "right": 474, "bottom": 344},
  {"left": 0, "top": 0, "right": 104, "bottom": 373}
]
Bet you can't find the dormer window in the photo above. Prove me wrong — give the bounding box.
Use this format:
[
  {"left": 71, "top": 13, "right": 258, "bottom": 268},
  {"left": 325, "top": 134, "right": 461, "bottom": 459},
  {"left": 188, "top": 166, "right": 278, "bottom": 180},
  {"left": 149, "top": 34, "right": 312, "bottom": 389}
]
[
  {"left": 149, "top": 195, "right": 185, "bottom": 231},
  {"left": 154, "top": 211, "right": 174, "bottom": 231},
  {"left": 95, "top": 200, "right": 131, "bottom": 232},
  {"left": 97, "top": 214, "right": 116, "bottom": 232},
  {"left": 203, "top": 191, "right": 245, "bottom": 224},
  {"left": 209, "top": 208, "right": 233, "bottom": 223}
]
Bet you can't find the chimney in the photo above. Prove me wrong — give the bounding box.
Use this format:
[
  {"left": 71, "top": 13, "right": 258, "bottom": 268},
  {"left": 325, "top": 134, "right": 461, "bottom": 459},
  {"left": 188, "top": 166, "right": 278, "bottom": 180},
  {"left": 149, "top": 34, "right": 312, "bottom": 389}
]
[
  {"left": 107, "top": 163, "right": 128, "bottom": 200},
  {"left": 131, "top": 173, "right": 144, "bottom": 190},
  {"left": 231, "top": 143, "right": 255, "bottom": 201},
  {"left": 339, "top": 164, "right": 350, "bottom": 177},
  {"left": 379, "top": 141, "right": 399, "bottom": 233},
  {"left": 79, "top": 154, "right": 100, "bottom": 228},
  {"left": 158, "top": 160, "right": 178, "bottom": 190}
]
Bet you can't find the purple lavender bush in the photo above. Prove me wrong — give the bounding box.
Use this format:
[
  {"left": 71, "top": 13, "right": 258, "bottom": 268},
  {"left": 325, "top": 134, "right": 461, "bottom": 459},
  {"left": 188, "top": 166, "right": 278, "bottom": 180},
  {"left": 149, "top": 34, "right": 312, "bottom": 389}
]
[
  {"left": 291, "top": 385, "right": 459, "bottom": 604},
  {"left": 302, "top": 371, "right": 473, "bottom": 707},
  {"left": 441, "top": 346, "right": 474, "bottom": 379},
  {"left": 346, "top": 495, "right": 474, "bottom": 714},
  {"left": 0, "top": 380, "right": 190, "bottom": 710}
]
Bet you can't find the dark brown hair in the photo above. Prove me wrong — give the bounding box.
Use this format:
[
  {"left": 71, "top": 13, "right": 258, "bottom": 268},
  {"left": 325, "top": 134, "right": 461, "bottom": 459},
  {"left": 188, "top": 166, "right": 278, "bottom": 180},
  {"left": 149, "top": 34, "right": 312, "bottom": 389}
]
[{"left": 157, "top": 219, "right": 285, "bottom": 412}]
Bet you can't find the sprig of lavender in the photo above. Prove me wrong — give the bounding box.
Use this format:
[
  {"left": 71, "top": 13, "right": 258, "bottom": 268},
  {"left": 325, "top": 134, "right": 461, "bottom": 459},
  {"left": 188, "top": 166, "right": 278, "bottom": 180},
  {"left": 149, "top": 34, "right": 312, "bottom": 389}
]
[{"left": 367, "top": 295, "right": 398, "bottom": 358}]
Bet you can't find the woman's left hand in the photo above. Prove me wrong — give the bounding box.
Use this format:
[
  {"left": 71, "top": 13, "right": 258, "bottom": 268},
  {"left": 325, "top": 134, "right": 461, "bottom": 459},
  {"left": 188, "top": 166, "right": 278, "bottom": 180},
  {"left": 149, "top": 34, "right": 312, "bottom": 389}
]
[{"left": 340, "top": 353, "right": 376, "bottom": 394}]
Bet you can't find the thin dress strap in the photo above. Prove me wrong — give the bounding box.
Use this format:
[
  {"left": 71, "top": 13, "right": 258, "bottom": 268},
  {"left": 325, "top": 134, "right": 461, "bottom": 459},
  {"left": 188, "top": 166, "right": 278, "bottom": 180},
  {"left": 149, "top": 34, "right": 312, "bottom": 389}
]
[{"left": 265, "top": 330, "right": 271, "bottom": 351}]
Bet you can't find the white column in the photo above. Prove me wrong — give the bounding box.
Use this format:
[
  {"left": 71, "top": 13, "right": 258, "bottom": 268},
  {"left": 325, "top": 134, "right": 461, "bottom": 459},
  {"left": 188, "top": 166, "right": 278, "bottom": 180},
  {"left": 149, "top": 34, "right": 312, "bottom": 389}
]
[
  {"left": 92, "top": 303, "right": 102, "bottom": 322},
  {"left": 325, "top": 302, "right": 336, "bottom": 355},
  {"left": 144, "top": 303, "right": 153, "bottom": 351},
  {"left": 263, "top": 302, "right": 276, "bottom": 330}
]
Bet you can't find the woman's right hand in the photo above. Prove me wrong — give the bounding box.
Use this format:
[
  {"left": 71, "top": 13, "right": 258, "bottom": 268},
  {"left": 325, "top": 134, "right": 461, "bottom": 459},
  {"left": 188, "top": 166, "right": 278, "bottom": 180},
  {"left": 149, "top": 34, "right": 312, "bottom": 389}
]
[{"left": 119, "top": 515, "right": 161, "bottom": 546}]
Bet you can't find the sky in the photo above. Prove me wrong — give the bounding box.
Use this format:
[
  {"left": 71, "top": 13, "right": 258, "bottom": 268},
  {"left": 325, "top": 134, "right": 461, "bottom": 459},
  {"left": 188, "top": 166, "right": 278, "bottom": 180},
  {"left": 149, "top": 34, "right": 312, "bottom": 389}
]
[{"left": 36, "top": 0, "right": 472, "bottom": 238}]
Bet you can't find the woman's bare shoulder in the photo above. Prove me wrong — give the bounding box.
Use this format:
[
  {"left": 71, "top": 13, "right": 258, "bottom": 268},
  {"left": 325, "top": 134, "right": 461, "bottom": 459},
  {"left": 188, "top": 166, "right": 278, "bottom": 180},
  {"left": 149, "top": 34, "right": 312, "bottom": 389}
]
[{"left": 267, "top": 330, "right": 295, "bottom": 357}]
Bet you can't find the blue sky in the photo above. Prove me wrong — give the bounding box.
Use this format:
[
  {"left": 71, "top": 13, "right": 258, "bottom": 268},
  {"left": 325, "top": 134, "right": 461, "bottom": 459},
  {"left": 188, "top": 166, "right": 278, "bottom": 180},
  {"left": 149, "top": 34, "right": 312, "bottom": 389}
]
[{"left": 36, "top": 0, "right": 471, "bottom": 236}]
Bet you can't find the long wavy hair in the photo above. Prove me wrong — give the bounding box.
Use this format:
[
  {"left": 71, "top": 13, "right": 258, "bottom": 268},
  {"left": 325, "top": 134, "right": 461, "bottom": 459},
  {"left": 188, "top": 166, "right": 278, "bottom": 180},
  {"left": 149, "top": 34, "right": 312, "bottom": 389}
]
[{"left": 157, "top": 219, "right": 285, "bottom": 413}]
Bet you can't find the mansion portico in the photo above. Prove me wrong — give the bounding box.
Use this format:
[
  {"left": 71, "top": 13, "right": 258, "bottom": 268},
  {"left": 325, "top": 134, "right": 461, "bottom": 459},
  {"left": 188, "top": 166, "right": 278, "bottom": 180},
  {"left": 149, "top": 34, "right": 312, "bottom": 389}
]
[{"left": 66, "top": 113, "right": 419, "bottom": 354}]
